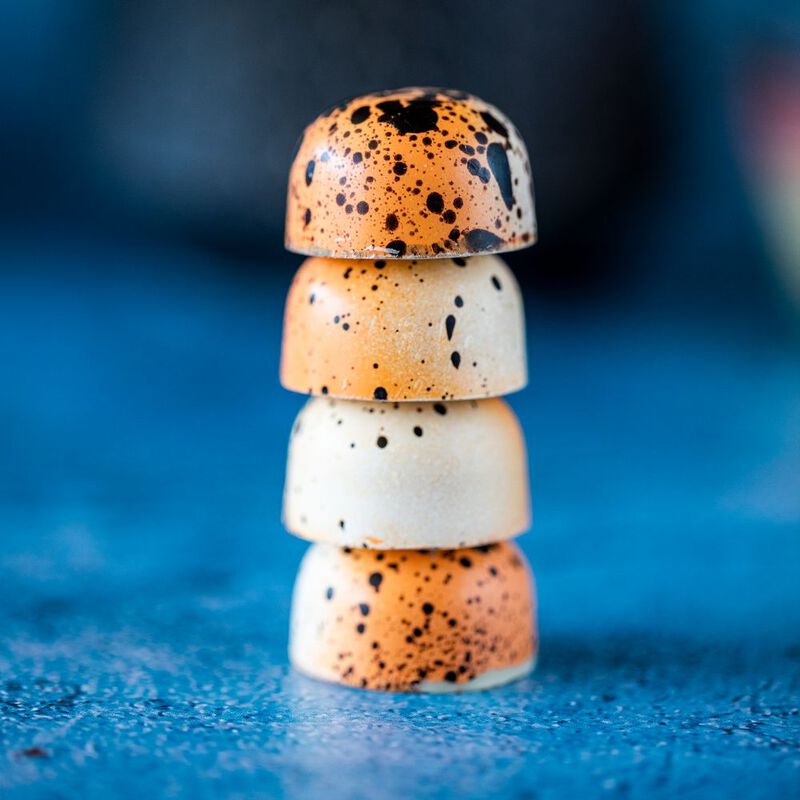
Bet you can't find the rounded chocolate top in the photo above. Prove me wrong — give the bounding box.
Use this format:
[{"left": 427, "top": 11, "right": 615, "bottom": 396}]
[{"left": 286, "top": 88, "right": 536, "bottom": 259}]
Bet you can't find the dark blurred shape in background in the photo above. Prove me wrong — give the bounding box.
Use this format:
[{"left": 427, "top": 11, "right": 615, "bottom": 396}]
[{"left": 2, "top": 0, "right": 798, "bottom": 321}]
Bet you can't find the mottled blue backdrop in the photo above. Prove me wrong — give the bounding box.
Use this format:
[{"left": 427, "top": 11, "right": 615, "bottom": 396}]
[{"left": 1, "top": 237, "right": 798, "bottom": 799}]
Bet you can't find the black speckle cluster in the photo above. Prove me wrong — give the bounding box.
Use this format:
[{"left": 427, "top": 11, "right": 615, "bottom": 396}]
[
  {"left": 286, "top": 87, "right": 535, "bottom": 258},
  {"left": 303, "top": 543, "right": 535, "bottom": 692}
]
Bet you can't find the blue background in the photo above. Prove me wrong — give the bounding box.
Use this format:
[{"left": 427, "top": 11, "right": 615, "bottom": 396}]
[
  {"left": 1, "top": 237, "right": 798, "bottom": 798},
  {"left": 2, "top": 1, "right": 800, "bottom": 797}
]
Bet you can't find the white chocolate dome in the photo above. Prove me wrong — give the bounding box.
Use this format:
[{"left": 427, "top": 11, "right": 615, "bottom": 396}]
[{"left": 283, "top": 396, "right": 530, "bottom": 549}]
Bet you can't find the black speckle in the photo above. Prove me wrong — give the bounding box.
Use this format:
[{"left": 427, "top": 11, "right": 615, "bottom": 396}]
[
  {"left": 377, "top": 98, "right": 440, "bottom": 134},
  {"left": 442, "top": 209, "right": 456, "bottom": 224},
  {"left": 480, "top": 110, "right": 509, "bottom": 138},
  {"left": 352, "top": 151, "right": 363, "bottom": 164},
  {"left": 459, "top": 143, "right": 475, "bottom": 155},
  {"left": 326, "top": 587, "right": 334, "bottom": 600},
  {"left": 339, "top": 519, "right": 345, "bottom": 529},
  {"left": 321, "top": 386, "right": 329, "bottom": 394},
  {"left": 357, "top": 201, "right": 369, "bottom": 215},
  {"left": 467, "top": 158, "right": 491, "bottom": 183},
  {"left": 350, "top": 105, "right": 371, "bottom": 124},
  {"left": 386, "top": 240, "right": 407, "bottom": 256},
  {"left": 336, "top": 193, "right": 346, "bottom": 206},
  {"left": 422, "top": 602, "right": 434, "bottom": 615},
  {"left": 452, "top": 257, "right": 467, "bottom": 266},
  {"left": 445, "top": 139, "right": 458, "bottom": 149},
  {"left": 433, "top": 403, "right": 447, "bottom": 415},
  {"left": 393, "top": 161, "right": 407, "bottom": 176},
  {"left": 445, "top": 314, "right": 456, "bottom": 341},
  {"left": 305, "top": 160, "right": 315, "bottom": 186},
  {"left": 451, "top": 351, "right": 461, "bottom": 369},
  {"left": 359, "top": 603, "right": 370, "bottom": 616},
  {"left": 386, "top": 213, "right": 399, "bottom": 231},
  {"left": 487, "top": 142, "right": 514, "bottom": 210},
  {"left": 303, "top": 208, "right": 311, "bottom": 226},
  {"left": 444, "top": 671, "right": 458, "bottom": 683},
  {"left": 356, "top": 623, "right": 366, "bottom": 634},
  {"left": 464, "top": 229, "right": 504, "bottom": 252},
  {"left": 491, "top": 275, "right": 503, "bottom": 290},
  {"left": 376, "top": 436, "right": 388, "bottom": 448},
  {"left": 459, "top": 556, "right": 472, "bottom": 568},
  {"left": 454, "top": 295, "right": 464, "bottom": 307},
  {"left": 413, "top": 426, "right": 423, "bottom": 437},
  {"left": 309, "top": 293, "right": 316, "bottom": 305},
  {"left": 374, "top": 260, "right": 386, "bottom": 268},
  {"left": 373, "top": 387, "right": 388, "bottom": 400},
  {"left": 426, "top": 192, "right": 444, "bottom": 214},
  {"left": 368, "top": 572, "right": 383, "bottom": 592}
]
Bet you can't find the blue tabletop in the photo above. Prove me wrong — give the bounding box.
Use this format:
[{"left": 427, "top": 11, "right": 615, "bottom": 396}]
[{"left": 1, "top": 238, "right": 799, "bottom": 799}]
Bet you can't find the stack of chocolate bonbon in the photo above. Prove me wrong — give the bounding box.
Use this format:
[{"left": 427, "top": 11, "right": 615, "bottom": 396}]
[{"left": 280, "top": 88, "right": 539, "bottom": 692}]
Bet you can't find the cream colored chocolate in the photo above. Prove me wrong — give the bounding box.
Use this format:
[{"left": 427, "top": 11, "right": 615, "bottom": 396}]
[
  {"left": 283, "top": 397, "right": 530, "bottom": 549},
  {"left": 289, "top": 542, "right": 537, "bottom": 692},
  {"left": 280, "top": 255, "right": 526, "bottom": 401},
  {"left": 285, "top": 87, "right": 536, "bottom": 259}
]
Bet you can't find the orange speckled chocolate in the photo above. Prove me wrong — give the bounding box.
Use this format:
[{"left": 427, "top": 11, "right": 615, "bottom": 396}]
[
  {"left": 289, "top": 541, "right": 537, "bottom": 692},
  {"left": 280, "top": 254, "right": 526, "bottom": 401},
  {"left": 285, "top": 88, "right": 536, "bottom": 259}
]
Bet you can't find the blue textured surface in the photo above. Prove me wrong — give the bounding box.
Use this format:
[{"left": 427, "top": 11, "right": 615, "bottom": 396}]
[{"left": 1, "top": 238, "right": 799, "bottom": 798}]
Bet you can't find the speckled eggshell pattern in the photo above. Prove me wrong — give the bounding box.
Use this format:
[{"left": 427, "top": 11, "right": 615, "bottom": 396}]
[
  {"left": 289, "top": 541, "right": 537, "bottom": 692},
  {"left": 280, "top": 255, "right": 526, "bottom": 401},
  {"left": 283, "top": 397, "right": 530, "bottom": 549},
  {"left": 285, "top": 87, "right": 536, "bottom": 259}
]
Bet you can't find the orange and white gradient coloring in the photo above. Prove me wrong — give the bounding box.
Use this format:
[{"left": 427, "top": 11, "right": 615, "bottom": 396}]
[
  {"left": 290, "top": 541, "right": 538, "bottom": 692},
  {"left": 280, "top": 255, "right": 526, "bottom": 401},
  {"left": 286, "top": 88, "right": 536, "bottom": 259},
  {"left": 282, "top": 87, "right": 538, "bottom": 692}
]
